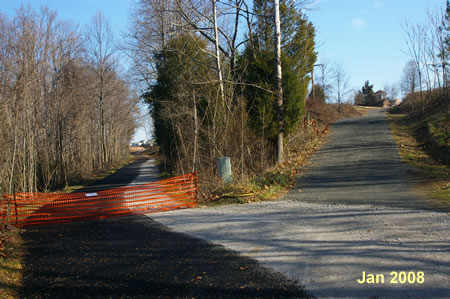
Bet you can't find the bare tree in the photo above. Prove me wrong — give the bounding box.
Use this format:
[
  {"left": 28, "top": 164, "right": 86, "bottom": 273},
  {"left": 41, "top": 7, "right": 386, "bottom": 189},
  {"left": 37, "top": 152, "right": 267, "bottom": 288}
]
[
  {"left": 383, "top": 82, "right": 399, "bottom": 101},
  {"left": 400, "top": 59, "right": 420, "bottom": 97},
  {"left": 402, "top": 1, "right": 450, "bottom": 107},
  {"left": 402, "top": 20, "right": 426, "bottom": 109},
  {"left": 331, "top": 61, "right": 351, "bottom": 109},
  {"left": 128, "top": 0, "right": 255, "bottom": 175},
  {"left": 125, "top": 0, "right": 185, "bottom": 86},
  {"left": 85, "top": 12, "right": 117, "bottom": 169},
  {"left": 128, "top": 0, "right": 317, "bottom": 176},
  {"left": 317, "top": 56, "right": 333, "bottom": 102},
  {"left": 426, "top": 6, "right": 449, "bottom": 92},
  {"left": 0, "top": 7, "right": 138, "bottom": 194}
]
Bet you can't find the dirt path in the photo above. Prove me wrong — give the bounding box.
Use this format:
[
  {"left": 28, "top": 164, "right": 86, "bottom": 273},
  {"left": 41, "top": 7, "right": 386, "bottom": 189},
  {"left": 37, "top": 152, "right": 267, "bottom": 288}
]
[
  {"left": 20, "top": 154, "right": 308, "bottom": 298},
  {"left": 150, "top": 110, "right": 450, "bottom": 297}
]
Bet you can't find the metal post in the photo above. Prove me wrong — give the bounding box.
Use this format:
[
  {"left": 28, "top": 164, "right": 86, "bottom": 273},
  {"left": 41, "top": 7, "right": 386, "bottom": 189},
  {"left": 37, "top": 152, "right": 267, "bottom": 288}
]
[
  {"left": 6, "top": 189, "right": 11, "bottom": 228},
  {"left": 13, "top": 185, "right": 18, "bottom": 225},
  {"left": 311, "top": 67, "right": 315, "bottom": 101},
  {"left": 217, "top": 157, "right": 232, "bottom": 183},
  {"left": 307, "top": 112, "right": 310, "bottom": 136}
]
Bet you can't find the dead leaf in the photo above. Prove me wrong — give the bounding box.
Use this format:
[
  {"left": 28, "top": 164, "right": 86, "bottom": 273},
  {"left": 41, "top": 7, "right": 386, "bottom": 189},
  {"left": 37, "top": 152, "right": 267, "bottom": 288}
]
[
  {"left": 240, "top": 266, "right": 249, "bottom": 270},
  {"left": 297, "top": 189, "right": 302, "bottom": 193}
]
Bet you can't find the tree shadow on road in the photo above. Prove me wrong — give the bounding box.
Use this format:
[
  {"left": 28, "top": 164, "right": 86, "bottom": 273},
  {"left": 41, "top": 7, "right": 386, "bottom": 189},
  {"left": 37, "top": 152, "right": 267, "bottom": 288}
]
[
  {"left": 19, "top": 215, "right": 310, "bottom": 298},
  {"left": 19, "top": 154, "right": 310, "bottom": 298}
]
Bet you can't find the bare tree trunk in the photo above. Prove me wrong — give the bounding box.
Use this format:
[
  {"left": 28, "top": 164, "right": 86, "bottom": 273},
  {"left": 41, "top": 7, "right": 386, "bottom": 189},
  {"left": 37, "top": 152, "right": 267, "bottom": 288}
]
[
  {"left": 212, "top": 0, "right": 225, "bottom": 106},
  {"left": 192, "top": 91, "right": 198, "bottom": 172},
  {"left": 274, "top": 0, "right": 284, "bottom": 164},
  {"left": 403, "top": 21, "right": 425, "bottom": 113}
]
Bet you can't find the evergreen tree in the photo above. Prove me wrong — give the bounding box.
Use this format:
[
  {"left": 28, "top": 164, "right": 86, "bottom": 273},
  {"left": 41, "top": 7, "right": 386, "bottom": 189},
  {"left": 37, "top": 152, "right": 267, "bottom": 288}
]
[
  {"left": 308, "top": 84, "right": 327, "bottom": 103},
  {"left": 361, "top": 80, "right": 380, "bottom": 106},
  {"left": 362, "top": 80, "right": 375, "bottom": 96},
  {"left": 354, "top": 91, "right": 365, "bottom": 106},
  {"left": 242, "top": 0, "right": 317, "bottom": 141},
  {"left": 145, "top": 35, "right": 213, "bottom": 171}
]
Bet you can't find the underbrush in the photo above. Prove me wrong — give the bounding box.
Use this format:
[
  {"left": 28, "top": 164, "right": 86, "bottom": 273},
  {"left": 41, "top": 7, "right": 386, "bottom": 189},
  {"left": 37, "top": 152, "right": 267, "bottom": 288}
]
[
  {"left": 393, "top": 89, "right": 449, "bottom": 165},
  {"left": 388, "top": 88, "right": 449, "bottom": 204},
  {"left": 199, "top": 102, "right": 362, "bottom": 206},
  {"left": 0, "top": 226, "right": 23, "bottom": 298},
  {"left": 0, "top": 103, "right": 363, "bottom": 295}
]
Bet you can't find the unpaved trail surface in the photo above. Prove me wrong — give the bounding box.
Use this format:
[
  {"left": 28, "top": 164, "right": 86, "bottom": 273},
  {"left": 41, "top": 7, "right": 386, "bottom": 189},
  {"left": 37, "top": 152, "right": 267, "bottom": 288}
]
[
  {"left": 284, "top": 109, "right": 448, "bottom": 212},
  {"left": 150, "top": 110, "right": 450, "bottom": 298},
  {"left": 20, "top": 154, "right": 308, "bottom": 298}
]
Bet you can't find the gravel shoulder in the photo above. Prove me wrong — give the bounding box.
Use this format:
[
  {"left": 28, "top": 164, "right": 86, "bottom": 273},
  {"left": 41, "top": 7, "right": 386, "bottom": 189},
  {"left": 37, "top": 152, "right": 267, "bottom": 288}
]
[
  {"left": 151, "top": 200, "right": 449, "bottom": 297},
  {"left": 150, "top": 109, "right": 450, "bottom": 297}
]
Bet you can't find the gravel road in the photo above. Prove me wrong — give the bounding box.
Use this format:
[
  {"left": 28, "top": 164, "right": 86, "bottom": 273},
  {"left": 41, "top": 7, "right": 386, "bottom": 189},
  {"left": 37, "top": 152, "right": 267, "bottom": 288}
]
[
  {"left": 20, "top": 110, "right": 449, "bottom": 298},
  {"left": 20, "top": 154, "right": 308, "bottom": 298},
  {"left": 150, "top": 109, "right": 450, "bottom": 298}
]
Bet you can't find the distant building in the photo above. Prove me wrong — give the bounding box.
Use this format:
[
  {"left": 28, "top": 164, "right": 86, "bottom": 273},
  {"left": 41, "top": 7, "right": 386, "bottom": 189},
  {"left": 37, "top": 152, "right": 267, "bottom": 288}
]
[
  {"left": 144, "top": 140, "right": 154, "bottom": 147},
  {"left": 382, "top": 97, "right": 402, "bottom": 108},
  {"left": 375, "top": 90, "right": 387, "bottom": 101}
]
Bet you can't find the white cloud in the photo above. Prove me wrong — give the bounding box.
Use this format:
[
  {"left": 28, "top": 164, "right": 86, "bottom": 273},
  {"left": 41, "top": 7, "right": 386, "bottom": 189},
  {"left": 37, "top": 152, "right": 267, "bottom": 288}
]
[
  {"left": 373, "top": 1, "right": 384, "bottom": 9},
  {"left": 351, "top": 18, "right": 366, "bottom": 30}
]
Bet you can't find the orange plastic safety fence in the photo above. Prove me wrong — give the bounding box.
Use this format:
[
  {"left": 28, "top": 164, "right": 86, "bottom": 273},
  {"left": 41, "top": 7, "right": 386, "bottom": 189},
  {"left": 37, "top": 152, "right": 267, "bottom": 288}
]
[{"left": 0, "top": 172, "right": 198, "bottom": 228}]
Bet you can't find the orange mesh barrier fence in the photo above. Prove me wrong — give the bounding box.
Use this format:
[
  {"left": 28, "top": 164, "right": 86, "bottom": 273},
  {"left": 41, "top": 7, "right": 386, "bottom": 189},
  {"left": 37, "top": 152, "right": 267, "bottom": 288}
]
[{"left": 0, "top": 172, "right": 198, "bottom": 228}]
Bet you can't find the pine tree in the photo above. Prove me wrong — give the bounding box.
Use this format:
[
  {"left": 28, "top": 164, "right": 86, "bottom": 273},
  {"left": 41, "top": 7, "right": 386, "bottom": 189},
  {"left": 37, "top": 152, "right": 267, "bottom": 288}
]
[
  {"left": 145, "top": 35, "right": 213, "bottom": 171},
  {"left": 362, "top": 80, "right": 375, "bottom": 96},
  {"left": 361, "top": 80, "right": 377, "bottom": 106},
  {"left": 242, "top": 0, "right": 317, "bottom": 142},
  {"left": 308, "top": 84, "right": 327, "bottom": 103}
]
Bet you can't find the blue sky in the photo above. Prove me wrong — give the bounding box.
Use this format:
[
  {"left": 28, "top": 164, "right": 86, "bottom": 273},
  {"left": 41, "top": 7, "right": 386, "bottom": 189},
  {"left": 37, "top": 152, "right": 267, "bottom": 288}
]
[
  {"left": 1, "top": 0, "right": 131, "bottom": 34},
  {"left": 2, "top": 0, "right": 445, "bottom": 91},
  {"left": 307, "top": 0, "right": 445, "bottom": 93},
  {"left": 1, "top": 0, "right": 446, "bottom": 141}
]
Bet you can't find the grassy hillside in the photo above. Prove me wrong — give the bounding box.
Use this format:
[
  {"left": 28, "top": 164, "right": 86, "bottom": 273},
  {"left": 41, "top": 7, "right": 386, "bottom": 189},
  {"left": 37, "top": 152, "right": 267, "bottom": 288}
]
[{"left": 388, "top": 89, "right": 449, "bottom": 205}]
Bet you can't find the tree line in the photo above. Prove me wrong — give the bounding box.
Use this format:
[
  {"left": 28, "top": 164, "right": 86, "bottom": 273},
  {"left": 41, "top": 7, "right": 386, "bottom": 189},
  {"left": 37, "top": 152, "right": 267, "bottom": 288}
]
[
  {"left": 0, "top": 7, "right": 138, "bottom": 194},
  {"left": 126, "top": 0, "right": 317, "bottom": 178},
  {"left": 400, "top": 1, "right": 449, "bottom": 102},
  {"left": 350, "top": 1, "right": 449, "bottom": 108}
]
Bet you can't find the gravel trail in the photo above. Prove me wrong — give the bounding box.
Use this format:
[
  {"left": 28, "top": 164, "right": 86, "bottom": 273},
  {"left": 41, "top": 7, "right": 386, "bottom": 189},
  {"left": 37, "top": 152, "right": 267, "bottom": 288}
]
[
  {"left": 150, "top": 109, "right": 450, "bottom": 298},
  {"left": 20, "top": 154, "right": 308, "bottom": 298}
]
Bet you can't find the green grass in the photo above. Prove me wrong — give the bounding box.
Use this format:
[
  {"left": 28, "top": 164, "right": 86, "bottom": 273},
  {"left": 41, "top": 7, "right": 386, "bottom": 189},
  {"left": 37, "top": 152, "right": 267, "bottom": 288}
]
[
  {"left": 430, "top": 183, "right": 450, "bottom": 202},
  {"left": 387, "top": 111, "right": 450, "bottom": 205},
  {"left": 428, "top": 114, "right": 450, "bottom": 149},
  {"left": 63, "top": 154, "right": 137, "bottom": 193}
]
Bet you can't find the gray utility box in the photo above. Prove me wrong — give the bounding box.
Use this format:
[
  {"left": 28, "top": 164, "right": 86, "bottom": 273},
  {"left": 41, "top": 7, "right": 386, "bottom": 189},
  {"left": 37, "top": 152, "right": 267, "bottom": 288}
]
[{"left": 216, "top": 157, "right": 232, "bottom": 182}]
